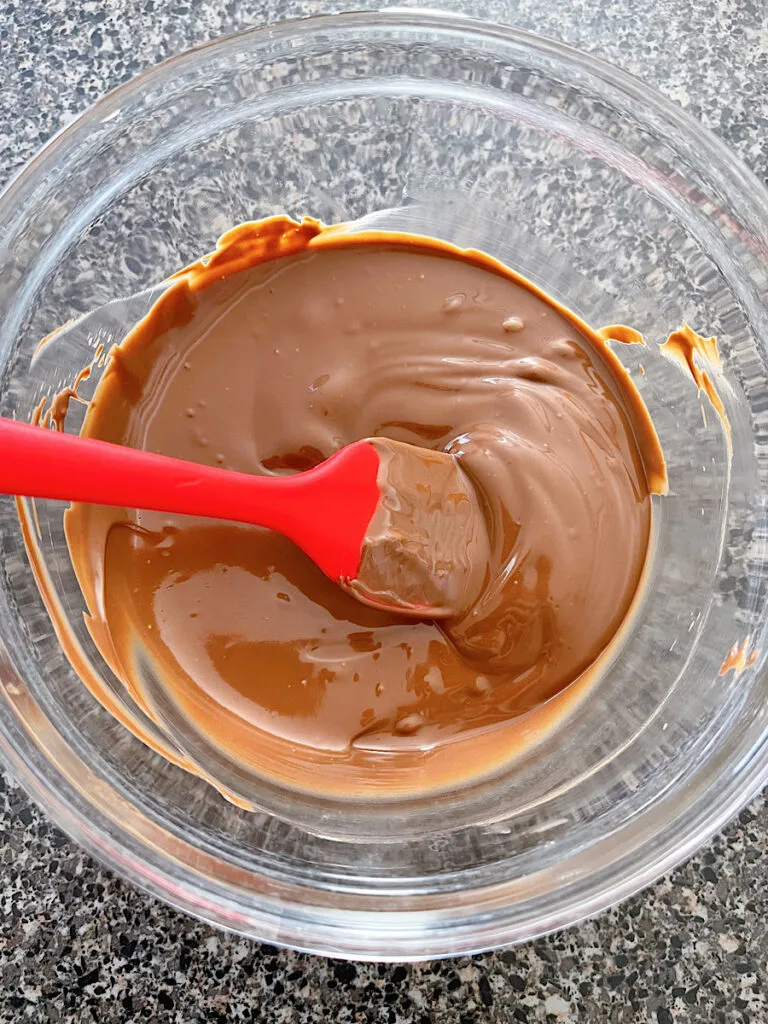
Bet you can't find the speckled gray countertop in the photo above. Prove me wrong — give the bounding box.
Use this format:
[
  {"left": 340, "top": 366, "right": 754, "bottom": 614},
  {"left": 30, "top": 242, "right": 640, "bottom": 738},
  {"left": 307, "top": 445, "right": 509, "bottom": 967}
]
[{"left": 2, "top": 1, "right": 768, "bottom": 1021}]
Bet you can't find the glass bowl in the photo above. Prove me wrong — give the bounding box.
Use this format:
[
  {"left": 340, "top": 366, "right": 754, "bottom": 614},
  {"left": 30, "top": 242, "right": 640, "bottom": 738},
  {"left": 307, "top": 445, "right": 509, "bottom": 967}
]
[{"left": 1, "top": 9, "right": 768, "bottom": 961}]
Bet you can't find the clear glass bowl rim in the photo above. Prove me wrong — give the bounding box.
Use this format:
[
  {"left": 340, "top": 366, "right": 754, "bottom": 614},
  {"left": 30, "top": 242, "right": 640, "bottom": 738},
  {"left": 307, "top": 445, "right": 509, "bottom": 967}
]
[{"left": 1, "top": 7, "right": 767, "bottom": 960}]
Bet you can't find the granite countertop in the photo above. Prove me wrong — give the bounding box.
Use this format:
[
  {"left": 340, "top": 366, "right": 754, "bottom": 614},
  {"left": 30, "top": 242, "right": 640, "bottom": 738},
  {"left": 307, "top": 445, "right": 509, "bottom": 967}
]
[{"left": 2, "top": 1, "right": 768, "bottom": 1021}]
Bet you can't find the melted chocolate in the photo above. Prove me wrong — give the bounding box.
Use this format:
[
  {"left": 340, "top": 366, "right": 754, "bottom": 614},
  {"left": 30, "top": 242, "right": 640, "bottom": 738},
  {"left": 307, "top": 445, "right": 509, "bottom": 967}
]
[
  {"left": 659, "top": 323, "right": 730, "bottom": 447},
  {"left": 44, "top": 217, "right": 667, "bottom": 796},
  {"left": 345, "top": 437, "right": 491, "bottom": 617}
]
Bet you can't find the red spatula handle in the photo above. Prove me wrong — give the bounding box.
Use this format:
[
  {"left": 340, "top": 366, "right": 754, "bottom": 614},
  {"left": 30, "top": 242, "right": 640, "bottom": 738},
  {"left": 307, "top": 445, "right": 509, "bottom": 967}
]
[{"left": 0, "top": 418, "right": 381, "bottom": 580}]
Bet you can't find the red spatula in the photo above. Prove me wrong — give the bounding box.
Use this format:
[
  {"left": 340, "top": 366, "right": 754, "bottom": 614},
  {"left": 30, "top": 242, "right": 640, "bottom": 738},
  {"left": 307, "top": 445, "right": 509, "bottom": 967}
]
[{"left": 0, "top": 418, "right": 488, "bottom": 618}]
